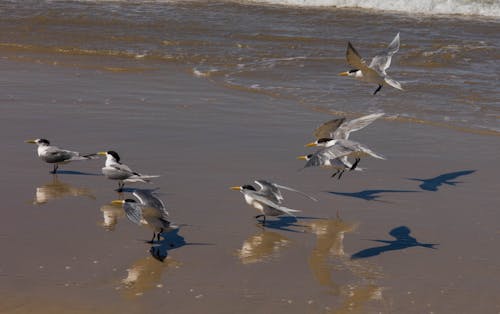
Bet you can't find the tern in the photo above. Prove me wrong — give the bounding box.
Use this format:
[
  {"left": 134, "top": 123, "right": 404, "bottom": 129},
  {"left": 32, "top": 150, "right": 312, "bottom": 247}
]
[
  {"left": 230, "top": 180, "right": 314, "bottom": 224},
  {"left": 305, "top": 113, "right": 384, "bottom": 174},
  {"left": 339, "top": 33, "right": 402, "bottom": 95},
  {"left": 111, "top": 189, "right": 171, "bottom": 243},
  {"left": 299, "top": 139, "right": 385, "bottom": 175},
  {"left": 98, "top": 151, "right": 160, "bottom": 191},
  {"left": 26, "top": 138, "right": 98, "bottom": 173}
]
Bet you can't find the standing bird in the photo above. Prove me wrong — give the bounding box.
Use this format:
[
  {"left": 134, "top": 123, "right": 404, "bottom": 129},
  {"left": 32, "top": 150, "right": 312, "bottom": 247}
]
[
  {"left": 98, "top": 151, "right": 159, "bottom": 191},
  {"left": 111, "top": 189, "right": 171, "bottom": 243},
  {"left": 339, "top": 33, "right": 402, "bottom": 95},
  {"left": 230, "top": 180, "right": 313, "bottom": 224},
  {"left": 26, "top": 138, "right": 99, "bottom": 173},
  {"left": 299, "top": 138, "right": 385, "bottom": 174}
]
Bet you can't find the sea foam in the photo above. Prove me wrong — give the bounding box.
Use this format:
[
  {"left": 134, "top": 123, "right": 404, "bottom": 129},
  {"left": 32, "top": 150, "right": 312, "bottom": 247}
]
[{"left": 242, "top": 0, "right": 500, "bottom": 17}]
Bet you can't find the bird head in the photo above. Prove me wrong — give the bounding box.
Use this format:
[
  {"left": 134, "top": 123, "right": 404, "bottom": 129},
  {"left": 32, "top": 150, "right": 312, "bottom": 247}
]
[
  {"left": 230, "top": 185, "right": 256, "bottom": 192},
  {"left": 339, "top": 69, "right": 359, "bottom": 77},
  {"left": 25, "top": 138, "right": 50, "bottom": 146},
  {"left": 297, "top": 154, "right": 313, "bottom": 161},
  {"left": 98, "top": 150, "right": 121, "bottom": 163},
  {"left": 110, "top": 199, "right": 136, "bottom": 205},
  {"left": 305, "top": 137, "right": 333, "bottom": 147}
]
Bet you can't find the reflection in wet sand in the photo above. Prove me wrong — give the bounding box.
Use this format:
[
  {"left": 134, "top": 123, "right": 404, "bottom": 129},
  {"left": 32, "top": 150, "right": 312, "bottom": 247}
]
[
  {"left": 328, "top": 284, "right": 382, "bottom": 314},
  {"left": 99, "top": 203, "right": 125, "bottom": 231},
  {"left": 33, "top": 175, "right": 95, "bottom": 205},
  {"left": 120, "top": 255, "right": 181, "bottom": 298},
  {"left": 308, "top": 216, "right": 383, "bottom": 313},
  {"left": 237, "top": 228, "right": 291, "bottom": 264},
  {"left": 308, "top": 217, "right": 358, "bottom": 294}
]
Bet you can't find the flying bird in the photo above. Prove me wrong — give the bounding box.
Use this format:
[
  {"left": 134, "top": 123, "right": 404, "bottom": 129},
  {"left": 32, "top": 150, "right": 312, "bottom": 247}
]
[
  {"left": 98, "top": 151, "right": 159, "bottom": 191},
  {"left": 299, "top": 139, "right": 385, "bottom": 175},
  {"left": 339, "top": 33, "right": 403, "bottom": 95},
  {"left": 230, "top": 180, "right": 314, "bottom": 224},
  {"left": 26, "top": 138, "right": 98, "bottom": 173},
  {"left": 111, "top": 189, "right": 171, "bottom": 243}
]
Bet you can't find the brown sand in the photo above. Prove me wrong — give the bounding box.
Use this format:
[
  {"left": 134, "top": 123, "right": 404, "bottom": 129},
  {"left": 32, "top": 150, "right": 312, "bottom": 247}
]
[{"left": 1, "top": 56, "right": 499, "bottom": 313}]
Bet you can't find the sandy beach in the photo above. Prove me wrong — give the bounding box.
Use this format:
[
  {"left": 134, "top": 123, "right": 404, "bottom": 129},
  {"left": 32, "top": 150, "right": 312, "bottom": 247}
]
[
  {"left": 1, "top": 1, "right": 500, "bottom": 313},
  {"left": 1, "top": 55, "right": 499, "bottom": 313}
]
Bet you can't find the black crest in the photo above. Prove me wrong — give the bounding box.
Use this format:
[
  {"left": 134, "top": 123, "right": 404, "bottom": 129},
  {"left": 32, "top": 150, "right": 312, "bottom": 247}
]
[
  {"left": 241, "top": 184, "right": 256, "bottom": 191},
  {"left": 317, "top": 138, "right": 332, "bottom": 144},
  {"left": 107, "top": 151, "right": 121, "bottom": 163},
  {"left": 124, "top": 199, "right": 136, "bottom": 203},
  {"left": 349, "top": 69, "right": 358, "bottom": 73},
  {"left": 37, "top": 139, "right": 50, "bottom": 145}
]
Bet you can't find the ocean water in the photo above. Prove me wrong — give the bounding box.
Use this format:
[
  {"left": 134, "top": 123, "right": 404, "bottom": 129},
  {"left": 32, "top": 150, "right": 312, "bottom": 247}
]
[{"left": 1, "top": 0, "right": 499, "bottom": 134}]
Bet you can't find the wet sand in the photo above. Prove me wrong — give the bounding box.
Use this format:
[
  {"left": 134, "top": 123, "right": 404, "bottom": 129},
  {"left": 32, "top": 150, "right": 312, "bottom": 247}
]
[{"left": 1, "top": 57, "right": 499, "bottom": 314}]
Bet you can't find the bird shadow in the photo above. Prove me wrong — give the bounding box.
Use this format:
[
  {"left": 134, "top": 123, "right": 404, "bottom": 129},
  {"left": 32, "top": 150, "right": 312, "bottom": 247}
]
[
  {"left": 262, "top": 215, "right": 321, "bottom": 232},
  {"left": 149, "top": 227, "right": 212, "bottom": 262},
  {"left": 351, "top": 226, "right": 438, "bottom": 260},
  {"left": 325, "top": 189, "right": 418, "bottom": 202},
  {"left": 53, "top": 170, "right": 103, "bottom": 176},
  {"left": 407, "top": 170, "right": 476, "bottom": 192}
]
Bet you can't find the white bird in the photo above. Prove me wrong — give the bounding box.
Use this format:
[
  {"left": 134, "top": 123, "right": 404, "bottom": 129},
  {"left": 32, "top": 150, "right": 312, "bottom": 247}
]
[
  {"left": 26, "top": 138, "right": 98, "bottom": 173},
  {"left": 230, "top": 180, "right": 313, "bottom": 224},
  {"left": 98, "top": 151, "right": 160, "bottom": 191},
  {"left": 111, "top": 189, "right": 171, "bottom": 243},
  {"left": 304, "top": 113, "right": 384, "bottom": 176},
  {"left": 298, "top": 154, "right": 354, "bottom": 179},
  {"left": 299, "top": 138, "right": 385, "bottom": 175},
  {"left": 339, "top": 33, "right": 402, "bottom": 95}
]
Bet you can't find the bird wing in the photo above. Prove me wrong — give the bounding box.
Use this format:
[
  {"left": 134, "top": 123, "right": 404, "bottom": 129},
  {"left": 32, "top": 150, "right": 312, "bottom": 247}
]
[
  {"left": 304, "top": 145, "right": 353, "bottom": 168},
  {"left": 274, "top": 183, "right": 318, "bottom": 202},
  {"left": 133, "top": 189, "right": 168, "bottom": 218},
  {"left": 123, "top": 202, "right": 144, "bottom": 226},
  {"left": 336, "top": 139, "right": 386, "bottom": 160},
  {"left": 346, "top": 42, "right": 369, "bottom": 71},
  {"left": 112, "top": 163, "right": 139, "bottom": 176},
  {"left": 44, "top": 146, "right": 76, "bottom": 162},
  {"left": 313, "top": 117, "right": 346, "bottom": 139},
  {"left": 254, "top": 180, "right": 283, "bottom": 203},
  {"left": 255, "top": 180, "right": 317, "bottom": 202},
  {"left": 333, "top": 113, "right": 384, "bottom": 140},
  {"left": 247, "top": 191, "right": 301, "bottom": 216},
  {"left": 369, "top": 33, "right": 400, "bottom": 73}
]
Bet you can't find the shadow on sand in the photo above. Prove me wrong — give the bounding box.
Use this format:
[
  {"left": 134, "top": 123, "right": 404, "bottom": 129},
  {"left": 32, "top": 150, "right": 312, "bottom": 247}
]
[
  {"left": 54, "top": 170, "right": 103, "bottom": 176},
  {"left": 149, "top": 227, "right": 211, "bottom": 262},
  {"left": 261, "top": 215, "right": 321, "bottom": 232},
  {"left": 408, "top": 170, "right": 476, "bottom": 192},
  {"left": 326, "top": 189, "right": 418, "bottom": 201},
  {"left": 351, "top": 226, "right": 438, "bottom": 260}
]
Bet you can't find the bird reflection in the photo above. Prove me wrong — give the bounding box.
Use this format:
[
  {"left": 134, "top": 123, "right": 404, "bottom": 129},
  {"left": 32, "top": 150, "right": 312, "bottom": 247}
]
[
  {"left": 120, "top": 228, "right": 187, "bottom": 298},
  {"left": 307, "top": 215, "right": 358, "bottom": 294},
  {"left": 351, "top": 226, "right": 438, "bottom": 259},
  {"left": 33, "top": 174, "right": 95, "bottom": 205},
  {"left": 237, "top": 228, "right": 291, "bottom": 264},
  {"left": 328, "top": 284, "right": 382, "bottom": 314},
  {"left": 99, "top": 202, "right": 125, "bottom": 231},
  {"left": 120, "top": 255, "right": 181, "bottom": 298}
]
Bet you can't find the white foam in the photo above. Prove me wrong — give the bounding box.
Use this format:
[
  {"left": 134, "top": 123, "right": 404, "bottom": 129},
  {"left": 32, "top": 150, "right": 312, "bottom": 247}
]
[{"left": 242, "top": 0, "right": 500, "bottom": 17}]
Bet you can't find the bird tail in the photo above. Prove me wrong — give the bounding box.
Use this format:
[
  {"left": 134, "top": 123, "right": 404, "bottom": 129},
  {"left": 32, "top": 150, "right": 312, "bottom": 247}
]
[
  {"left": 385, "top": 76, "right": 403, "bottom": 90},
  {"left": 364, "top": 149, "right": 386, "bottom": 160},
  {"left": 278, "top": 206, "right": 301, "bottom": 217},
  {"left": 82, "top": 153, "right": 100, "bottom": 160}
]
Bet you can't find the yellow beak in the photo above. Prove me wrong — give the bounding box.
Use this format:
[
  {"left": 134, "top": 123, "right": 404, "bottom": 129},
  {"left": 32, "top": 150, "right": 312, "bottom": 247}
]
[
  {"left": 339, "top": 71, "right": 349, "bottom": 76},
  {"left": 97, "top": 151, "right": 107, "bottom": 156},
  {"left": 230, "top": 186, "right": 242, "bottom": 191},
  {"left": 297, "top": 156, "right": 308, "bottom": 160},
  {"left": 305, "top": 141, "right": 317, "bottom": 147},
  {"left": 111, "top": 200, "right": 125, "bottom": 205},
  {"left": 25, "top": 139, "right": 37, "bottom": 144}
]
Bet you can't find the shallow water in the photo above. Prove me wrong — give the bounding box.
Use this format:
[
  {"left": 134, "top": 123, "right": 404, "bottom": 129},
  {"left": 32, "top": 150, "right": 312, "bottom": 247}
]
[{"left": 1, "top": 1, "right": 499, "bottom": 134}]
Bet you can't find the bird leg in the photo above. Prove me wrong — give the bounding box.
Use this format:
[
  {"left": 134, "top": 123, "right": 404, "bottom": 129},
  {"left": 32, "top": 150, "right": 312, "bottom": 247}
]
[
  {"left": 337, "top": 170, "right": 345, "bottom": 180},
  {"left": 255, "top": 214, "right": 266, "bottom": 225},
  {"left": 117, "top": 181, "right": 124, "bottom": 192},
  {"left": 350, "top": 158, "right": 361, "bottom": 171},
  {"left": 157, "top": 228, "right": 163, "bottom": 242},
  {"left": 147, "top": 232, "right": 156, "bottom": 244},
  {"left": 373, "top": 84, "right": 383, "bottom": 95},
  {"left": 331, "top": 169, "right": 340, "bottom": 178},
  {"left": 50, "top": 164, "right": 59, "bottom": 174}
]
